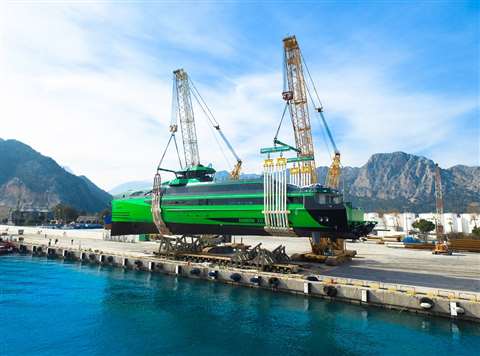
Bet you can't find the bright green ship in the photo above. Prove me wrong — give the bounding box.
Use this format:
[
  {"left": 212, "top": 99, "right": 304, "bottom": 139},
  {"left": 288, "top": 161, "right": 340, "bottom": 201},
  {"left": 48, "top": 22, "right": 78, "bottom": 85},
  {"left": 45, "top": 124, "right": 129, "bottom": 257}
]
[
  {"left": 111, "top": 165, "right": 374, "bottom": 239},
  {"left": 111, "top": 49, "right": 376, "bottom": 240}
]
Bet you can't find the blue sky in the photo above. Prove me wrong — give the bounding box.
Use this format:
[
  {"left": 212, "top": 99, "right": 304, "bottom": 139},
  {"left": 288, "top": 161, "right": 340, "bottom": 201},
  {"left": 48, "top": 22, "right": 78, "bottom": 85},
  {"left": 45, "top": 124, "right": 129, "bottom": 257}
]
[{"left": 0, "top": 0, "right": 478, "bottom": 189}]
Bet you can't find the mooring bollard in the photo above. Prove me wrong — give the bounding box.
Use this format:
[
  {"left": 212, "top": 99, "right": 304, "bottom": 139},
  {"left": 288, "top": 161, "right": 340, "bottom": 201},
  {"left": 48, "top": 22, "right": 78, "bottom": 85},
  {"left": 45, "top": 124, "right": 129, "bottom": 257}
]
[
  {"left": 250, "top": 275, "right": 261, "bottom": 286},
  {"left": 450, "top": 302, "right": 465, "bottom": 316},
  {"left": 304, "top": 282, "right": 311, "bottom": 295},
  {"left": 361, "top": 289, "right": 369, "bottom": 303},
  {"left": 208, "top": 270, "right": 218, "bottom": 280}
]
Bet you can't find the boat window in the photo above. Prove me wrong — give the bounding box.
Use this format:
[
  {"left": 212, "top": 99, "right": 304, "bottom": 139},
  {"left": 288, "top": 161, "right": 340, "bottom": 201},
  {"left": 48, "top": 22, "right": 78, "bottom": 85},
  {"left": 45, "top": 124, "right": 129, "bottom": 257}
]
[
  {"left": 162, "top": 197, "right": 264, "bottom": 206},
  {"left": 333, "top": 195, "right": 343, "bottom": 204},
  {"left": 315, "top": 194, "right": 326, "bottom": 204},
  {"left": 287, "top": 196, "right": 303, "bottom": 204},
  {"left": 166, "top": 182, "right": 264, "bottom": 196}
]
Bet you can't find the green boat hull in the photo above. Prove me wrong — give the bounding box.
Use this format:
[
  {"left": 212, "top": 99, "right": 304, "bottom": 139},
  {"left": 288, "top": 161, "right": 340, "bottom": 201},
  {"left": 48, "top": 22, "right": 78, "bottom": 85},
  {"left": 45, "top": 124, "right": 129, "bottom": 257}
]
[{"left": 111, "top": 180, "right": 374, "bottom": 239}]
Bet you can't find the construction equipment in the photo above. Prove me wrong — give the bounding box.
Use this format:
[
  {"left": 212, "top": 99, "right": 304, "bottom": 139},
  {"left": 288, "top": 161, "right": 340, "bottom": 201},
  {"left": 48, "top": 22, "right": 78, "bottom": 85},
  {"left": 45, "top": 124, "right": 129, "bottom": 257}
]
[
  {"left": 155, "top": 237, "right": 297, "bottom": 273},
  {"left": 433, "top": 163, "right": 450, "bottom": 255},
  {"left": 323, "top": 130, "right": 341, "bottom": 189},
  {"left": 112, "top": 51, "right": 374, "bottom": 267},
  {"left": 171, "top": 68, "right": 242, "bottom": 173},
  {"left": 433, "top": 241, "right": 451, "bottom": 255},
  {"left": 262, "top": 156, "right": 291, "bottom": 235},
  {"left": 282, "top": 36, "right": 317, "bottom": 186},
  {"left": 280, "top": 35, "right": 349, "bottom": 260},
  {"left": 151, "top": 68, "right": 242, "bottom": 236},
  {"left": 173, "top": 69, "right": 201, "bottom": 168},
  {"left": 282, "top": 36, "right": 341, "bottom": 190},
  {"left": 434, "top": 163, "right": 444, "bottom": 237}
]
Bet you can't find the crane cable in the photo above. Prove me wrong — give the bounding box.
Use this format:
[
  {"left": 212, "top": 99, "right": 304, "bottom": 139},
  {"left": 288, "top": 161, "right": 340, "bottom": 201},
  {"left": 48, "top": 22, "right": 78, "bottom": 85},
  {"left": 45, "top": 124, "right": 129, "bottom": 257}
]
[
  {"left": 300, "top": 47, "right": 345, "bottom": 194},
  {"left": 303, "top": 76, "right": 333, "bottom": 160},
  {"left": 155, "top": 131, "right": 184, "bottom": 172},
  {"left": 274, "top": 102, "right": 290, "bottom": 142},
  {"left": 299, "top": 49, "right": 324, "bottom": 110},
  {"left": 189, "top": 79, "right": 219, "bottom": 127},
  {"left": 304, "top": 80, "right": 337, "bottom": 156},
  {"left": 300, "top": 49, "right": 340, "bottom": 155},
  {"left": 172, "top": 134, "right": 183, "bottom": 170},
  {"left": 189, "top": 77, "right": 242, "bottom": 165},
  {"left": 189, "top": 79, "right": 232, "bottom": 169}
]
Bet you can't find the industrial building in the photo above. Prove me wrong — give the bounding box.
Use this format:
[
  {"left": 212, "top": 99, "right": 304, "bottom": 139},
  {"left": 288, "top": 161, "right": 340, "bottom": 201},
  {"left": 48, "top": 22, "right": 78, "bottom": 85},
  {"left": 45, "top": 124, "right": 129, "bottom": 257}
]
[{"left": 365, "top": 212, "right": 479, "bottom": 235}]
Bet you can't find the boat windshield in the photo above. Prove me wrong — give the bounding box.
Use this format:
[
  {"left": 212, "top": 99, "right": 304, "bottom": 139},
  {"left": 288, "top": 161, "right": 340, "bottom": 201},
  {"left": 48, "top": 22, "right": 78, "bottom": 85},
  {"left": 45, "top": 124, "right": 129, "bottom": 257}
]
[{"left": 316, "top": 193, "right": 343, "bottom": 204}]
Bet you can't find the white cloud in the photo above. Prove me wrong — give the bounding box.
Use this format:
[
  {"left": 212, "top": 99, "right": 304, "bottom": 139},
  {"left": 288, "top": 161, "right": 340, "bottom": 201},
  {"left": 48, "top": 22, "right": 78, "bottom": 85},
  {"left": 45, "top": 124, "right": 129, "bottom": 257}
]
[
  {"left": 311, "top": 66, "right": 478, "bottom": 167},
  {"left": 0, "top": 2, "right": 477, "bottom": 192}
]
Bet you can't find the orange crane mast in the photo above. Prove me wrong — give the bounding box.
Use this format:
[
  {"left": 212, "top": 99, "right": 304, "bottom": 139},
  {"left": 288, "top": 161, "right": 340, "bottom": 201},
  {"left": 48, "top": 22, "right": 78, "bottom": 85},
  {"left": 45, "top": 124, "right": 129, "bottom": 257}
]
[
  {"left": 434, "top": 163, "right": 444, "bottom": 236},
  {"left": 281, "top": 35, "right": 346, "bottom": 258},
  {"left": 282, "top": 35, "right": 341, "bottom": 189},
  {"left": 282, "top": 36, "right": 317, "bottom": 185}
]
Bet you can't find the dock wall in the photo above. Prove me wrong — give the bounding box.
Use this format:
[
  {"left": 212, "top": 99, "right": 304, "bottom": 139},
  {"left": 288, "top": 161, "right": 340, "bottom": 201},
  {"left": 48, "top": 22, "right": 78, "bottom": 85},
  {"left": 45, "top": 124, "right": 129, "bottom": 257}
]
[{"left": 12, "top": 241, "right": 480, "bottom": 323}]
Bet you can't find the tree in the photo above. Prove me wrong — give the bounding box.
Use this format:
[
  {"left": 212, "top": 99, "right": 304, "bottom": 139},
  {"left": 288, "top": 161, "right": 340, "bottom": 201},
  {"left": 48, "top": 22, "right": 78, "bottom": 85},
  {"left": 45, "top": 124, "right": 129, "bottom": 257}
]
[
  {"left": 412, "top": 219, "right": 435, "bottom": 234},
  {"left": 97, "top": 207, "right": 111, "bottom": 223},
  {"left": 52, "top": 203, "right": 79, "bottom": 223},
  {"left": 473, "top": 226, "right": 480, "bottom": 237}
]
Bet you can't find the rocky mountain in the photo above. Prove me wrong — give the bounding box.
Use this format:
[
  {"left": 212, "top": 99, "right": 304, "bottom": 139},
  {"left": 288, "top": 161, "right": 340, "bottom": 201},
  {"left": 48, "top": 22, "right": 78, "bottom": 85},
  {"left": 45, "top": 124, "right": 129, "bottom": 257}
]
[
  {"left": 214, "top": 171, "right": 261, "bottom": 182},
  {"left": 316, "top": 152, "right": 480, "bottom": 213},
  {"left": 0, "top": 139, "right": 111, "bottom": 212},
  {"left": 100, "top": 150, "right": 478, "bottom": 213},
  {"left": 216, "top": 152, "right": 478, "bottom": 213}
]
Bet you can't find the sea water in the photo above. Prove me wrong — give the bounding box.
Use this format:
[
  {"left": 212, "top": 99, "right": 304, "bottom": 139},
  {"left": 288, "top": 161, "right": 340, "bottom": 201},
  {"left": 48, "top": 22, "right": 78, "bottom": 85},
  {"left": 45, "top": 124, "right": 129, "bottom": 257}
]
[{"left": 0, "top": 255, "right": 478, "bottom": 356}]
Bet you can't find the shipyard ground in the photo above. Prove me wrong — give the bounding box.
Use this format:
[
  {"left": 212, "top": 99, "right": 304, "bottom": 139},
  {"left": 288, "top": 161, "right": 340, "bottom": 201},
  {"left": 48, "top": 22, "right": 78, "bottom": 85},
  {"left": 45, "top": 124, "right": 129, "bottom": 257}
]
[
  {"left": 242, "top": 236, "right": 480, "bottom": 293},
  {"left": 2, "top": 226, "right": 479, "bottom": 322}
]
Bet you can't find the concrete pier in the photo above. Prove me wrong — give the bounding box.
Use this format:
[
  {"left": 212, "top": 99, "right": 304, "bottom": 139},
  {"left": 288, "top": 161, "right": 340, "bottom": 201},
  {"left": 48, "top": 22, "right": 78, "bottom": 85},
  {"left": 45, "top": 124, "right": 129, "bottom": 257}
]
[{"left": 2, "top": 227, "right": 479, "bottom": 322}]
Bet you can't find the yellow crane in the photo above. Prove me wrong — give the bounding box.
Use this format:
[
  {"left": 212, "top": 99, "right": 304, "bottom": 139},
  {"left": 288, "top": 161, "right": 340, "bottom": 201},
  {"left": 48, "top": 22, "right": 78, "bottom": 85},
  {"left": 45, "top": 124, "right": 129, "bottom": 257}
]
[
  {"left": 432, "top": 163, "right": 451, "bottom": 254},
  {"left": 282, "top": 36, "right": 317, "bottom": 185},
  {"left": 281, "top": 35, "right": 346, "bottom": 258},
  {"left": 282, "top": 36, "right": 341, "bottom": 189}
]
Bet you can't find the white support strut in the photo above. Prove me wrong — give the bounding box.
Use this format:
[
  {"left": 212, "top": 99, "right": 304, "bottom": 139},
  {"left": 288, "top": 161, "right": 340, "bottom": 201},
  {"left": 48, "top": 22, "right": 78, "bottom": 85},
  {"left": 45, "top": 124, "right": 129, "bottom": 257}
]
[
  {"left": 263, "top": 157, "right": 292, "bottom": 235},
  {"left": 152, "top": 172, "right": 172, "bottom": 236}
]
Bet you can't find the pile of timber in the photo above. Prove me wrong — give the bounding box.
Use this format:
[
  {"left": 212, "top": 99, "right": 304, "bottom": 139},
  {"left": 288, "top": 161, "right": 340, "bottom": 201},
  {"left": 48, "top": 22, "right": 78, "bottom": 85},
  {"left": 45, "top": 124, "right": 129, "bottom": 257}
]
[
  {"left": 449, "top": 239, "right": 480, "bottom": 253},
  {"left": 403, "top": 243, "right": 435, "bottom": 250},
  {"left": 366, "top": 235, "right": 383, "bottom": 244},
  {"left": 382, "top": 235, "right": 403, "bottom": 242}
]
